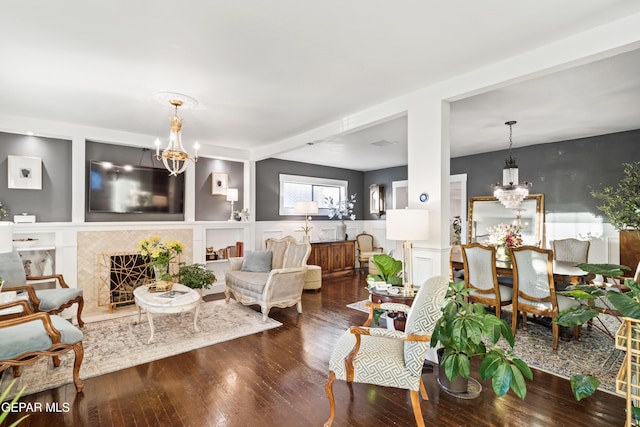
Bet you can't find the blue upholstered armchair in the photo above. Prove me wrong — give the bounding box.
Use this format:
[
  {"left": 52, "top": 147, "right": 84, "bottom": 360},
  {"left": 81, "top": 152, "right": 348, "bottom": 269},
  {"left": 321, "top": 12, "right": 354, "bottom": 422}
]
[
  {"left": 0, "top": 299, "right": 84, "bottom": 392},
  {"left": 0, "top": 249, "right": 84, "bottom": 327}
]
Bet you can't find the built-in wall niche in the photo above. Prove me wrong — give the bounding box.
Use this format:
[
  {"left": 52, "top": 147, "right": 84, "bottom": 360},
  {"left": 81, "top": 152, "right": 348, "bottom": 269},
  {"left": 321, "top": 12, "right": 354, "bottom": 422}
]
[
  {"left": 13, "top": 230, "right": 58, "bottom": 289},
  {"left": 203, "top": 224, "right": 249, "bottom": 295}
]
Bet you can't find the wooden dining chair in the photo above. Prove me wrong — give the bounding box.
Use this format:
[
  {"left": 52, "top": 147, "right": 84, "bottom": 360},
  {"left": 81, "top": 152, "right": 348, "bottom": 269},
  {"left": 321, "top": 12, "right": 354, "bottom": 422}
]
[
  {"left": 510, "top": 246, "right": 581, "bottom": 350},
  {"left": 461, "top": 243, "right": 513, "bottom": 319},
  {"left": 551, "top": 238, "right": 590, "bottom": 264}
]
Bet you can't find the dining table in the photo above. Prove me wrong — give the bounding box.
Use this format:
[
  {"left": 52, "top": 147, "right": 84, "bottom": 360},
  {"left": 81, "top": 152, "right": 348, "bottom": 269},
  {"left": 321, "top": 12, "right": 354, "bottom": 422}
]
[{"left": 450, "top": 249, "right": 595, "bottom": 288}]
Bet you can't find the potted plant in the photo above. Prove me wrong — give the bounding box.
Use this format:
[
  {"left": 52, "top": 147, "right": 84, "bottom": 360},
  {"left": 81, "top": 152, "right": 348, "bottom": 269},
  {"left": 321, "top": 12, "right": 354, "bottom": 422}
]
[
  {"left": 592, "top": 161, "right": 640, "bottom": 273},
  {"left": 430, "top": 281, "right": 533, "bottom": 399},
  {"left": 556, "top": 263, "right": 639, "bottom": 402},
  {"left": 174, "top": 263, "right": 216, "bottom": 297},
  {"left": 366, "top": 253, "right": 402, "bottom": 286}
]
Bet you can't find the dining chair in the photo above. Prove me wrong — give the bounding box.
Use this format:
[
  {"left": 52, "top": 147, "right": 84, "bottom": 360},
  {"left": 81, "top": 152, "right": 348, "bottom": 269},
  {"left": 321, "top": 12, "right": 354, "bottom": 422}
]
[
  {"left": 510, "top": 246, "right": 581, "bottom": 350},
  {"left": 323, "top": 275, "right": 449, "bottom": 427},
  {"left": 355, "top": 232, "right": 383, "bottom": 274},
  {"left": 461, "top": 243, "right": 513, "bottom": 319},
  {"left": 551, "top": 238, "right": 590, "bottom": 264}
]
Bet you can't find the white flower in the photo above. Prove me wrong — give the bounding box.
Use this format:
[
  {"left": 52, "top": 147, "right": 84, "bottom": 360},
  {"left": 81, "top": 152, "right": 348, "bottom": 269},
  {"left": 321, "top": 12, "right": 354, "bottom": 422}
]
[{"left": 325, "top": 194, "right": 357, "bottom": 220}]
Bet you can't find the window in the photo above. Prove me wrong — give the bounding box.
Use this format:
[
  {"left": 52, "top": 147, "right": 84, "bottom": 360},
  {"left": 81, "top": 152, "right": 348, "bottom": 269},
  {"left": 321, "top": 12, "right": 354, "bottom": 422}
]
[{"left": 279, "top": 174, "right": 348, "bottom": 216}]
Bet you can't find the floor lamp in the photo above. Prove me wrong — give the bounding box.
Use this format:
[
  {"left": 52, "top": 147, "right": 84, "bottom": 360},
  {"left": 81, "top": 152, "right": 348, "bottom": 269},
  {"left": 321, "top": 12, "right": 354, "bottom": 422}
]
[
  {"left": 227, "top": 188, "right": 239, "bottom": 221},
  {"left": 294, "top": 201, "right": 319, "bottom": 241},
  {"left": 386, "top": 209, "right": 430, "bottom": 296}
]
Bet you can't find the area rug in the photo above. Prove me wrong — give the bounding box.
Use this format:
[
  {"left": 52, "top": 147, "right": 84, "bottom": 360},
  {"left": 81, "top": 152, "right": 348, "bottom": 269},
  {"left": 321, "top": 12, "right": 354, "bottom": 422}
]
[
  {"left": 1, "top": 299, "right": 281, "bottom": 399},
  {"left": 347, "top": 300, "right": 624, "bottom": 395}
]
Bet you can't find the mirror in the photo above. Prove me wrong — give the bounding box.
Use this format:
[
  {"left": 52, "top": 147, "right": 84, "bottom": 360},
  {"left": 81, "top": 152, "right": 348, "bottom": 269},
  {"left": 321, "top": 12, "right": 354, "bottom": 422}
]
[{"left": 467, "top": 194, "right": 545, "bottom": 246}]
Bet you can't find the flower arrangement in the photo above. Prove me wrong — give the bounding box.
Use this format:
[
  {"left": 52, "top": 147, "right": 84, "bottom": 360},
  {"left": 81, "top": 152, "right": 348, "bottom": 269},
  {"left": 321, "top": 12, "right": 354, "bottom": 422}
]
[
  {"left": 325, "top": 194, "right": 357, "bottom": 220},
  {"left": 137, "top": 236, "right": 185, "bottom": 268},
  {"left": 0, "top": 202, "right": 7, "bottom": 219},
  {"left": 487, "top": 223, "right": 523, "bottom": 247}
]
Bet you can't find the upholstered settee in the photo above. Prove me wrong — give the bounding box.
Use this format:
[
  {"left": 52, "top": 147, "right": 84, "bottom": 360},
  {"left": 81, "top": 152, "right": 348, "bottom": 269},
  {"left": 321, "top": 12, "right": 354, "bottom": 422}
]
[{"left": 224, "top": 236, "right": 311, "bottom": 322}]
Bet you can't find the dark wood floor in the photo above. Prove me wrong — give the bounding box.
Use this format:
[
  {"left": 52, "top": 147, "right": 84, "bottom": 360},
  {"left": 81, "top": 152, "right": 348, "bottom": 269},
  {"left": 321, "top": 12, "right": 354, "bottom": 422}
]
[{"left": 3, "top": 274, "right": 625, "bottom": 426}]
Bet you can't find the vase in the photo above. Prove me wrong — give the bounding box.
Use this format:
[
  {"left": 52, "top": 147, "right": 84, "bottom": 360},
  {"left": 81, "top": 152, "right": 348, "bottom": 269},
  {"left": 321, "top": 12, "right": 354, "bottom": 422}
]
[
  {"left": 336, "top": 220, "right": 347, "bottom": 241},
  {"left": 153, "top": 264, "right": 169, "bottom": 281},
  {"left": 496, "top": 245, "right": 510, "bottom": 262}
]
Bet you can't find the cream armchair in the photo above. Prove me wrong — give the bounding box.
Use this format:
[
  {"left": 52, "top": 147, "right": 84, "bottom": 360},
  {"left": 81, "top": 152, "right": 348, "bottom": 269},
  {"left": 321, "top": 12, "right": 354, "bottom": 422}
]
[{"left": 224, "top": 236, "right": 311, "bottom": 322}]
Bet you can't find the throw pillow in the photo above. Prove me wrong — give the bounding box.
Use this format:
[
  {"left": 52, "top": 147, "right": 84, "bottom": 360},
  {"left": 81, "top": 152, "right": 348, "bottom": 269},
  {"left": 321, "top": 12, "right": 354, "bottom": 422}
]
[{"left": 241, "top": 251, "right": 273, "bottom": 272}]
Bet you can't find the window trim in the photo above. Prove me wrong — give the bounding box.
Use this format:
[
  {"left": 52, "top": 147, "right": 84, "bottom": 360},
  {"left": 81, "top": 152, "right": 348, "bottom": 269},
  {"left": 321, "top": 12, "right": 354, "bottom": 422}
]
[{"left": 279, "top": 174, "right": 348, "bottom": 216}]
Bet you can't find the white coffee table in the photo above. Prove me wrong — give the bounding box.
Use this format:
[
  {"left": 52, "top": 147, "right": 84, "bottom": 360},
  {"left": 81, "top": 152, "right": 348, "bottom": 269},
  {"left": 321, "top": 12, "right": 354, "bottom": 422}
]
[{"left": 133, "top": 283, "right": 201, "bottom": 344}]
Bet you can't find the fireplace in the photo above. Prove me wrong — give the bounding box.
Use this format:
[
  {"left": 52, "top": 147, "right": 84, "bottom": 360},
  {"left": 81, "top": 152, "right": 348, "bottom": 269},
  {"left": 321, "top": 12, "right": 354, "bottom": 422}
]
[{"left": 98, "top": 252, "right": 154, "bottom": 312}]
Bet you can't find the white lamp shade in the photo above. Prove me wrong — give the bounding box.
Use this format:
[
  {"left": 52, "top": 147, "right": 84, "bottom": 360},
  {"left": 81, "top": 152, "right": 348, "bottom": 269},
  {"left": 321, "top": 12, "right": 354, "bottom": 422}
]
[
  {"left": 294, "top": 201, "right": 319, "bottom": 214},
  {"left": 0, "top": 222, "right": 14, "bottom": 253},
  {"left": 226, "top": 188, "right": 239, "bottom": 202},
  {"left": 386, "top": 209, "right": 429, "bottom": 241}
]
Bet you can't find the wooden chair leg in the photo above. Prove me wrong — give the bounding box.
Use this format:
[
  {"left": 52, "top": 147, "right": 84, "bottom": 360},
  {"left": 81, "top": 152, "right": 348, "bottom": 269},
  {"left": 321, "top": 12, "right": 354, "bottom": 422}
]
[
  {"left": 324, "top": 371, "right": 337, "bottom": 427},
  {"left": 53, "top": 355, "right": 61, "bottom": 367},
  {"left": 495, "top": 305, "right": 501, "bottom": 320},
  {"left": 552, "top": 322, "right": 559, "bottom": 351},
  {"left": 521, "top": 312, "right": 528, "bottom": 330},
  {"left": 73, "top": 342, "right": 84, "bottom": 392},
  {"left": 511, "top": 310, "right": 518, "bottom": 338},
  {"left": 419, "top": 377, "right": 429, "bottom": 400},
  {"left": 410, "top": 390, "right": 426, "bottom": 427},
  {"left": 76, "top": 299, "right": 85, "bottom": 328}
]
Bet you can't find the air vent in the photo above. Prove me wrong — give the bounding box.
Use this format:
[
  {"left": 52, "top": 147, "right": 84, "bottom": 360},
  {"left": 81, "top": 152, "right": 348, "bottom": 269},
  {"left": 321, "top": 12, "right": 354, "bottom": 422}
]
[{"left": 371, "top": 139, "right": 399, "bottom": 147}]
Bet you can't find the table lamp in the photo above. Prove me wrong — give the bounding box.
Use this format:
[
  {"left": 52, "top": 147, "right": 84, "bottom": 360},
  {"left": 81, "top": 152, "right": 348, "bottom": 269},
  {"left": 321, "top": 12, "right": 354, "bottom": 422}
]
[
  {"left": 386, "top": 209, "right": 430, "bottom": 296},
  {"left": 227, "top": 188, "right": 239, "bottom": 221},
  {"left": 294, "top": 201, "right": 319, "bottom": 241}
]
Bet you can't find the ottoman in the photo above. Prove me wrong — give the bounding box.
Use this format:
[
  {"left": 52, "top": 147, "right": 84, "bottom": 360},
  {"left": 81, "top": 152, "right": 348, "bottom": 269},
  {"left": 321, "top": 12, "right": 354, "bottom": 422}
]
[{"left": 304, "top": 265, "right": 322, "bottom": 291}]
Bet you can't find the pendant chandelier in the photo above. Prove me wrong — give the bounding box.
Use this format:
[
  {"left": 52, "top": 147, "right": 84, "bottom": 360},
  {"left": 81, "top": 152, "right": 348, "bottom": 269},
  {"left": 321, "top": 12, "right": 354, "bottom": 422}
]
[
  {"left": 491, "top": 120, "right": 531, "bottom": 209},
  {"left": 154, "top": 98, "right": 199, "bottom": 176}
]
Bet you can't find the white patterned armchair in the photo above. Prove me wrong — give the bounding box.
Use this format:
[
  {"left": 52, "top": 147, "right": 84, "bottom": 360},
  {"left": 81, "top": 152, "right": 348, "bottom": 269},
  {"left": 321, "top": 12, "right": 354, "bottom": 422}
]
[
  {"left": 551, "top": 238, "right": 590, "bottom": 264},
  {"left": 324, "top": 275, "right": 449, "bottom": 427},
  {"left": 224, "top": 236, "right": 311, "bottom": 322}
]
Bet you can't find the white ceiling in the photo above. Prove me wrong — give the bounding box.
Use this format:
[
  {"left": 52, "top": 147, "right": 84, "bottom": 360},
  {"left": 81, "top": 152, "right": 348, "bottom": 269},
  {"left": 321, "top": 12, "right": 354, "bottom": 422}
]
[{"left": 1, "top": 1, "right": 639, "bottom": 170}]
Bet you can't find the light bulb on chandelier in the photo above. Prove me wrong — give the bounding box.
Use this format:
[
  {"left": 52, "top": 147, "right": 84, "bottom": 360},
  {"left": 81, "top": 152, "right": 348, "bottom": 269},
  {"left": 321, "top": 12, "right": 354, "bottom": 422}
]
[
  {"left": 154, "top": 98, "right": 199, "bottom": 176},
  {"left": 491, "top": 120, "right": 531, "bottom": 209}
]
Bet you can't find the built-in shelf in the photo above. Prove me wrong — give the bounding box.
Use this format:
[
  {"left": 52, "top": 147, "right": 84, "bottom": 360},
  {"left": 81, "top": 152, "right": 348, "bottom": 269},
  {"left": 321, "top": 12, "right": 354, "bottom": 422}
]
[
  {"left": 16, "top": 245, "right": 56, "bottom": 252},
  {"left": 206, "top": 259, "right": 230, "bottom": 264}
]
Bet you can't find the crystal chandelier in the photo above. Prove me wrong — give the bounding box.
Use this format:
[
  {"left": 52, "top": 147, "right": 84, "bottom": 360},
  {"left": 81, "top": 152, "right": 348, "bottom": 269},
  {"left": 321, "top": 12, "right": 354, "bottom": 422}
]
[
  {"left": 154, "top": 98, "right": 199, "bottom": 176},
  {"left": 492, "top": 121, "right": 531, "bottom": 209}
]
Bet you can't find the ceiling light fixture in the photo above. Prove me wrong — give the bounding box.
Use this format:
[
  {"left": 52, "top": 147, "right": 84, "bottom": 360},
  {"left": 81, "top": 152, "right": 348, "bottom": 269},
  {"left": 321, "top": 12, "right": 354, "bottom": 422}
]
[
  {"left": 492, "top": 120, "right": 531, "bottom": 209},
  {"left": 154, "top": 98, "right": 199, "bottom": 176}
]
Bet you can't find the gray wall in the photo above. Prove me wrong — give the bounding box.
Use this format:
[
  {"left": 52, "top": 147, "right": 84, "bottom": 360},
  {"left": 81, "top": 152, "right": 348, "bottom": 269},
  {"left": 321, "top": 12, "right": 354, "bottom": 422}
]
[
  {"left": 363, "top": 166, "right": 408, "bottom": 220},
  {"left": 451, "top": 129, "right": 640, "bottom": 216},
  {"left": 255, "top": 158, "right": 364, "bottom": 221},
  {"left": 0, "top": 132, "right": 72, "bottom": 222},
  {"left": 195, "top": 157, "right": 245, "bottom": 221}
]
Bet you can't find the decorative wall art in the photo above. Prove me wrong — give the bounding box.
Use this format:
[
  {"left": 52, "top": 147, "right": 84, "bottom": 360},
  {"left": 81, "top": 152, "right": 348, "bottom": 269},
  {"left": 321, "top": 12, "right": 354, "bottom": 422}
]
[
  {"left": 211, "top": 172, "right": 228, "bottom": 195},
  {"left": 7, "top": 155, "right": 42, "bottom": 190}
]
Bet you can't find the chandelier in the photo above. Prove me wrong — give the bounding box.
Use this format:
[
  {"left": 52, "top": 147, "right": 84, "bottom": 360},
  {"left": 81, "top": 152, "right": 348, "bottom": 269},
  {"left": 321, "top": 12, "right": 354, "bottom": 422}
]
[
  {"left": 154, "top": 98, "right": 199, "bottom": 176},
  {"left": 491, "top": 120, "right": 531, "bottom": 209}
]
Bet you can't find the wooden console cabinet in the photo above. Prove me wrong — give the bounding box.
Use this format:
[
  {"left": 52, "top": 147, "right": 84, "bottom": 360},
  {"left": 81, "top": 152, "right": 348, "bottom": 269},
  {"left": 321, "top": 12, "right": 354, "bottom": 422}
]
[{"left": 308, "top": 240, "right": 356, "bottom": 277}]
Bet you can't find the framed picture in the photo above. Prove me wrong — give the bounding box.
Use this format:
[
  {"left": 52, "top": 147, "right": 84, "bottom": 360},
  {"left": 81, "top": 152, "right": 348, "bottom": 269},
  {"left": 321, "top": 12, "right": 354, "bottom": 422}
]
[
  {"left": 211, "top": 172, "right": 228, "bottom": 195},
  {"left": 8, "top": 155, "right": 42, "bottom": 190}
]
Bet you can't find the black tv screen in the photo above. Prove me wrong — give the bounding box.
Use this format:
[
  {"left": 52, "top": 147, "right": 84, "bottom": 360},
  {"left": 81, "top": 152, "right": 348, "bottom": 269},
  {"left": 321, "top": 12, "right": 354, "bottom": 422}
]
[{"left": 88, "top": 160, "right": 185, "bottom": 214}]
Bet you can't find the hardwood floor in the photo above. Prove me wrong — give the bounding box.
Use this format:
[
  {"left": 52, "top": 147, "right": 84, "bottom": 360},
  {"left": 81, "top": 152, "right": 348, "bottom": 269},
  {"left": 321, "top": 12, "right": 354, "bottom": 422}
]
[{"left": 3, "top": 274, "right": 625, "bottom": 426}]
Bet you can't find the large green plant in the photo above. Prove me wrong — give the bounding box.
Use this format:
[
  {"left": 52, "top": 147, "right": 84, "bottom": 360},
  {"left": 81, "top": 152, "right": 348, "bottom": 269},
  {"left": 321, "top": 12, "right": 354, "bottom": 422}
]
[
  {"left": 556, "top": 263, "right": 640, "bottom": 403},
  {"left": 592, "top": 161, "right": 640, "bottom": 231},
  {"left": 430, "top": 281, "right": 533, "bottom": 399},
  {"left": 366, "top": 254, "right": 402, "bottom": 285}
]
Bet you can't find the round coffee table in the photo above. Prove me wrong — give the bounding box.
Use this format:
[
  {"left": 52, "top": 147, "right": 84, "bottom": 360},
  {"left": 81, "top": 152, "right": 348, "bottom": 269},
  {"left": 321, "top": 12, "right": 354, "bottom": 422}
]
[{"left": 133, "top": 283, "right": 201, "bottom": 344}]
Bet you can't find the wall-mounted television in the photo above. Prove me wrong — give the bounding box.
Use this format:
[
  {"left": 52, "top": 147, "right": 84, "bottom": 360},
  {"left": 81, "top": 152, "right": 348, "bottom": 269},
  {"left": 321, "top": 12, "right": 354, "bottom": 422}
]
[{"left": 88, "top": 160, "right": 185, "bottom": 214}]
